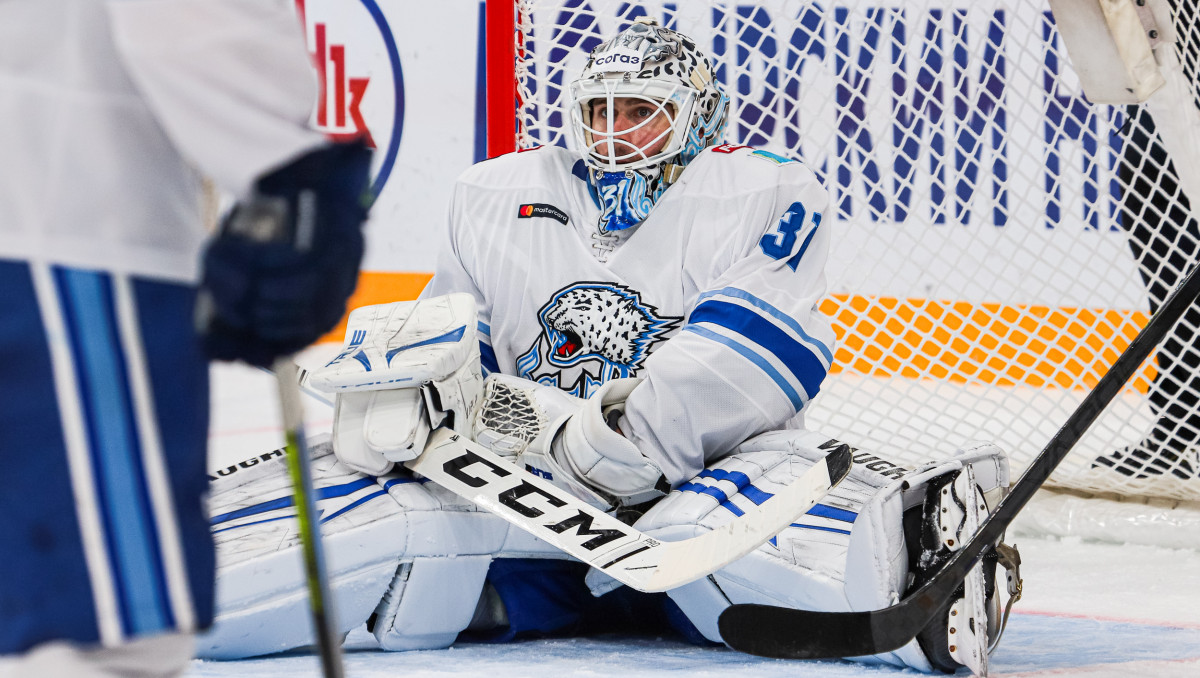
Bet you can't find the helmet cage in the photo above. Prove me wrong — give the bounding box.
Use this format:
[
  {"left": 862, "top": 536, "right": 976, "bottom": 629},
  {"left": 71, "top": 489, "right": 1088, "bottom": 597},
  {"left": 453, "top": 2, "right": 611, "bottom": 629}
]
[{"left": 569, "top": 77, "right": 700, "bottom": 172}]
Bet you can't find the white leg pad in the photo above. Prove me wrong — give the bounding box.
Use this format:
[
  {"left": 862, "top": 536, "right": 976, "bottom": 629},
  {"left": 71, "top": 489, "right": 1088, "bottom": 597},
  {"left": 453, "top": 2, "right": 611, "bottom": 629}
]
[
  {"left": 635, "top": 430, "right": 1007, "bottom": 672},
  {"left": 198, "top": 449, "right": 409, "bottom": 657},
  {"left": 372, "top": 555, "right": 493, "bottom": 650},
  {"left": 197, "top": 437, "right": 514, "bottom": 658}
]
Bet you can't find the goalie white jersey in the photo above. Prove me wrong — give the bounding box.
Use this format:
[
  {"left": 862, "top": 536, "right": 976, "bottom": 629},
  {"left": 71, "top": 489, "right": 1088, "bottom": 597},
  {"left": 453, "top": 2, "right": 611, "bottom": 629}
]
[{"left": 423, "top": 144, "right": 837, "bottom": 485}]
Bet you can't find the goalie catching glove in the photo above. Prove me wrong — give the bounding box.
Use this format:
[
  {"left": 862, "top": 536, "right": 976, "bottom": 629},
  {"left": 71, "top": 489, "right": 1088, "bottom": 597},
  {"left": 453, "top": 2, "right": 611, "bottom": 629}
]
[
  {"left": 309, "top": 294, "right": 670, "bottom": 510},
  {"left": 470, "top": 374, "right": 670, "bottom": 509}
]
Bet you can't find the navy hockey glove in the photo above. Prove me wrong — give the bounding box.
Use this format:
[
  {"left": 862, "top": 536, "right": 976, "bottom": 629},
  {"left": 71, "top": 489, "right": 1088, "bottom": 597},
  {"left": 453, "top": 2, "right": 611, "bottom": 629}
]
[{"left": 199, "top": 140, "right": 373, "bottom": 367}]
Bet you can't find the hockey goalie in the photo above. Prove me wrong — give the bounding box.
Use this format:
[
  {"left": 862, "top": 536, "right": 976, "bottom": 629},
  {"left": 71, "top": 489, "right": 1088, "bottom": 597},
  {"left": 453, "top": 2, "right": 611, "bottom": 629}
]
[{"left": 202, "top": 19, "right": 1021, "bottom": 676}]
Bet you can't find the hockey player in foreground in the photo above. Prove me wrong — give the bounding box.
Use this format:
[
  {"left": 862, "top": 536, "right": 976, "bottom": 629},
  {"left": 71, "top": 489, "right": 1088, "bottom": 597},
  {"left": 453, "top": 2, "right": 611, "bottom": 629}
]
[
  {"left": 203, "top": 19, "right": 1020, "bottom": 676},
  {"left": 0, "top": 1, "right": 371, "bottom": 677}
]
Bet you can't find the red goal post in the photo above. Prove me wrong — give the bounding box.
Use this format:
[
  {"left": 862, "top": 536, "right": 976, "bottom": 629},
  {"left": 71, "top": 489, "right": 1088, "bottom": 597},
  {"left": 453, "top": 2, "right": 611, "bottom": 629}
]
[{"left": 483, "top": 0, "right": 1200, "bottom": 542}]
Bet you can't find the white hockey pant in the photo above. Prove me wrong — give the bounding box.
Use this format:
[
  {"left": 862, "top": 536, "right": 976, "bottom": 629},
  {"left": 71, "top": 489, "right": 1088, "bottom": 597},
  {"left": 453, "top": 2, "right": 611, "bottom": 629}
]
[
  {"left": 633, "top": 429, "right": 1009, "bottom": 672},
  {"left": 0, "top": 632, "right": 194, "bottom": 678}
]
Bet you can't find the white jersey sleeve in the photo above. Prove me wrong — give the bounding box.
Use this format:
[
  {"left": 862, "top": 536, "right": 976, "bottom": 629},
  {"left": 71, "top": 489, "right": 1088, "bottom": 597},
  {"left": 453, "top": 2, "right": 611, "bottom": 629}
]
[
  {"left": 106, "top": 0, "right": 325, "bottom": 196},
  {"left": 421, "top": 179, "right": 499, "bottom": 374},
  {"left": 0, "top": 0, "right": 325, "bottom": 281},
  {"left": 619, "top": 147, "right": 837, "bottom": 485}
]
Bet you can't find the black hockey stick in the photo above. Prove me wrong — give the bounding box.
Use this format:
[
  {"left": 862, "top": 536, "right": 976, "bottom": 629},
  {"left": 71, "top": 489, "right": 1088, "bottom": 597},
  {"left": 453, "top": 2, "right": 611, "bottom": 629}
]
[{"left": 718, "top": 259, "right": 1200, "bottom": 660}]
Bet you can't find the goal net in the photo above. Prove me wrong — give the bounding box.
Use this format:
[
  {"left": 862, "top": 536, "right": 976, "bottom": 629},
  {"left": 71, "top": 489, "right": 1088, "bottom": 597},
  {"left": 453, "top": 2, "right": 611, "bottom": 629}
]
[{"left": 486, "top": 0, "right": 1200, "bottom": 529}]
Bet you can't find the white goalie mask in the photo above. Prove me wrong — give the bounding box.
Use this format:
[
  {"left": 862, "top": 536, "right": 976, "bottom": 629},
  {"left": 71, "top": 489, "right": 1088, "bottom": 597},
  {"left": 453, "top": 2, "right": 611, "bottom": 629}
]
[{"left": 568, "top": 19, "right": 728, "bottom": 231}]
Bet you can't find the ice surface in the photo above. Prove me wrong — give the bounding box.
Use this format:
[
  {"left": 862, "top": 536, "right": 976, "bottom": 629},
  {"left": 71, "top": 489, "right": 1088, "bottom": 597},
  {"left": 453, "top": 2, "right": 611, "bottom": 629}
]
[{"left": 190, "top": 359, "right": 1200, "bottom": 677}]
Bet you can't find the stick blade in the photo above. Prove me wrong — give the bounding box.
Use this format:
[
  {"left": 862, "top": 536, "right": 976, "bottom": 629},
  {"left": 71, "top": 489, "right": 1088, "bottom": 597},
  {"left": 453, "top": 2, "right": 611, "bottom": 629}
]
[
  {"left": 718, "top": 535, "right": 969, "bottom": 659},
  {"left": 823, "top": 443, "right": 853, "bottom": 487},
  {"left": 718, "top": 604, "right": 880, "bottom": 659}
]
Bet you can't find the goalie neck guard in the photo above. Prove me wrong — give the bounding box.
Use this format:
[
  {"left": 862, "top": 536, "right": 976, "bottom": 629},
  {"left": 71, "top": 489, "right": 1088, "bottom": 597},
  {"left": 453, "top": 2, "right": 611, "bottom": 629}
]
[{"left": 568, "top": 19, "right": 728, "bottom": 232}]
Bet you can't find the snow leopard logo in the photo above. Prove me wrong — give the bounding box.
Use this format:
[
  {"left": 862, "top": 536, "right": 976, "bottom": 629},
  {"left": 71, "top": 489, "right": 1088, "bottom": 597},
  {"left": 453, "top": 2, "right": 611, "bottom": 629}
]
[{"left": 515, "top": 283, "right": 681, "bottom": 398}]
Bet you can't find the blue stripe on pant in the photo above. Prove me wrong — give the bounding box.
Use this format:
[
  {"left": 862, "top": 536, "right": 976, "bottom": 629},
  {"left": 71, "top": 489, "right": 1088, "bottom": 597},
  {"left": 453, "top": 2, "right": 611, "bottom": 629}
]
[
  {"left": 0, "top": 260, "right": 213, "bottom": 653},
  {"left": 132, "top": 275, "right": 214, "bottom": 635},
  {"left": 56, "top": 267, "right": 174, "bottom": 636}
]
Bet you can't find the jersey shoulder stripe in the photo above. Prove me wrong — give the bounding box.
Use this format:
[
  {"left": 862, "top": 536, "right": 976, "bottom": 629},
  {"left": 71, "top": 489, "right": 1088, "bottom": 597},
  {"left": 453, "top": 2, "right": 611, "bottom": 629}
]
[
  {"left": 696, "top": 287, "right": 834, "bottom": 363},
  {"left": 681, "top": 324, "right": 807, "bottom": 410},
  {"left": 688, "top": 299, "right": 827, "bottom": 405}
]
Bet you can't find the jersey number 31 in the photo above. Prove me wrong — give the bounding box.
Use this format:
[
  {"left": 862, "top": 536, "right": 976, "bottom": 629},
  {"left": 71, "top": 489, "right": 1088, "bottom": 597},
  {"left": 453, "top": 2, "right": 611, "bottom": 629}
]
[{"left": 759, "top": 201, "right": 822, "bottom": 272}]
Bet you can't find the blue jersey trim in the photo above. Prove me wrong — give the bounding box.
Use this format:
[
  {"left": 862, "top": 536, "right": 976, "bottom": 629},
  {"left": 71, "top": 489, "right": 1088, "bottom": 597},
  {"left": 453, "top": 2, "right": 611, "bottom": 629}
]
[
  {"left": 57, "top": 268, "right": 171, "bottom": 636},
  {"left": 477, "top": 321, "right": 491, "bottom": 337},
  {"left": 688, "top": 301, "right": 827, "bottom": 404},
  {"left": 695, "top": 287, "right": 834, "bottom": 363},
  {"left": 480, "top": 341, "right": 500, "bottom": 374},
  {"left": 682, "top": 325, "right": 804, "bottom": 410}
]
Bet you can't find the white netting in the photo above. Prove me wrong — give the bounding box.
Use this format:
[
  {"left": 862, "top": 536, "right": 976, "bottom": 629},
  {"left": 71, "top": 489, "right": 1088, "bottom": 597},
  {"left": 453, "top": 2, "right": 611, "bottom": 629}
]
[
  {"left": 505, "top": 0, "right": 1200, "bottom": 502},
  {"left": 472, "top": 379, "right": 547, "bottom": 455}
]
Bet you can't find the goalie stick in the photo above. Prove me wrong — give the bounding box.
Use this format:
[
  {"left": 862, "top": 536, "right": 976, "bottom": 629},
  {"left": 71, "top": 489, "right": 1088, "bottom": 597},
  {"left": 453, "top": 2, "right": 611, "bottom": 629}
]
[
  {"left": 717, "top": 257, "right": 1200, "bottom": 660},
  {"left": 289, "top": 367, "right": 853, "bottom": 592},
  {"left": 407, "top": 427, "right": 853, "bottom": 592}
]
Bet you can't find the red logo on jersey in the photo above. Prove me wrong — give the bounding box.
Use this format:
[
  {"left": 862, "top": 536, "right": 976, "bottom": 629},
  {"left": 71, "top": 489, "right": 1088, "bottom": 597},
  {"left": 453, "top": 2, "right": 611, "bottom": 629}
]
[
  {"left": 297, "top": 1, "right": 374, "bottom": 147},
  {"left": 520, "top": 205, "right": 534, "bottom": 217},
  {"left": 711, "top": 143, "right": 751, "bottom": 154}
]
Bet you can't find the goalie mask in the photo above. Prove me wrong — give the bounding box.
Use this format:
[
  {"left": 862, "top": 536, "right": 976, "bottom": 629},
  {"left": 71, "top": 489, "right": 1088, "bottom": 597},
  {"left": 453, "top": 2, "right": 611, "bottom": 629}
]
[{"left": 568, "top": 19, "right": 728, "bottom": 231}]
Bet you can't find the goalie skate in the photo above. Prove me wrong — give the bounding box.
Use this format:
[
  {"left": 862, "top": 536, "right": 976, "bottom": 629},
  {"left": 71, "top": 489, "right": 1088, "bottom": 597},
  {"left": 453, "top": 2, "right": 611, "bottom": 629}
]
[{"left": 909, "top": 466, "right": 1022, "bottom": 676}]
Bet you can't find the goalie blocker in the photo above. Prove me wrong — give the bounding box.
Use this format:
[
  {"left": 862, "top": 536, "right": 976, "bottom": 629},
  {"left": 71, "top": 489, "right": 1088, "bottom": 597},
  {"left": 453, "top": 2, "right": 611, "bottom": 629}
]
[{"left": 199, "top": 295, "right": 1021, "bottom": 674}]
